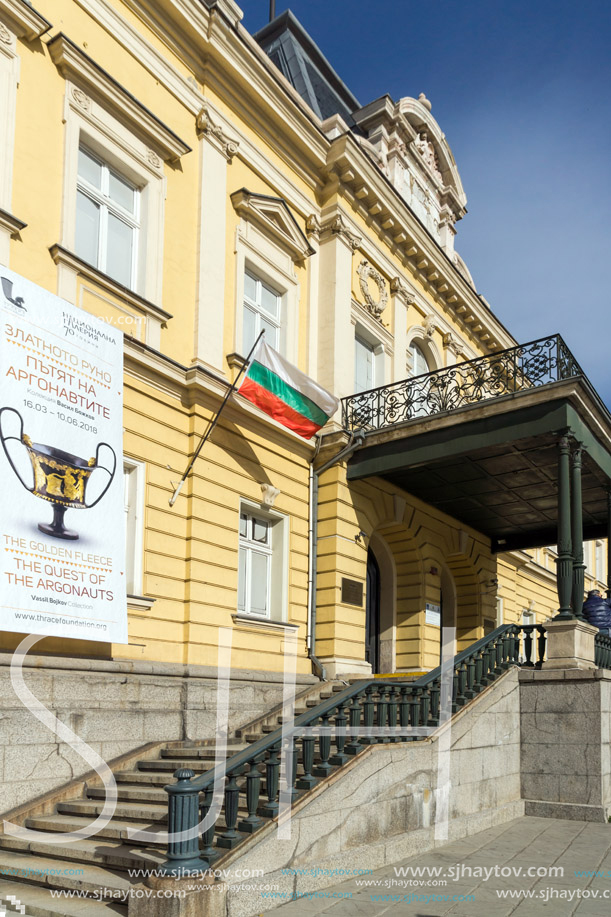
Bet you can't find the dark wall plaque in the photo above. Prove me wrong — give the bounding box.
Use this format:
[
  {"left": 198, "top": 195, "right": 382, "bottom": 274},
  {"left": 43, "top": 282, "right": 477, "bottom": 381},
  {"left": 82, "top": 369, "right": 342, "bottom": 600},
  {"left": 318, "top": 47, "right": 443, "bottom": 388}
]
[{"left": 341, "top": 577, "right": 363, "bottom": 607}]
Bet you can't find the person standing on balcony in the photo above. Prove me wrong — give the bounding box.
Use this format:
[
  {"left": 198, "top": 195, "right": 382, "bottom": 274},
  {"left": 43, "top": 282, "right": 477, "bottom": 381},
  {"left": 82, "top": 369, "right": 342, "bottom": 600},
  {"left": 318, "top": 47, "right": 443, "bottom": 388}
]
[{"left": 582, "top": 589, "right": 611, "bottom": 635}]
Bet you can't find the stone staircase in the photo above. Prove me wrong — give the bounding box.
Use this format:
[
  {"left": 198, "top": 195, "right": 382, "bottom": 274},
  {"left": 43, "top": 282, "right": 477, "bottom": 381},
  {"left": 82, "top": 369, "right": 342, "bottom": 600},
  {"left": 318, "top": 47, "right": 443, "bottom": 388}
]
[{"left": 0, "top": 680, "right": 347, "bottom": 916}]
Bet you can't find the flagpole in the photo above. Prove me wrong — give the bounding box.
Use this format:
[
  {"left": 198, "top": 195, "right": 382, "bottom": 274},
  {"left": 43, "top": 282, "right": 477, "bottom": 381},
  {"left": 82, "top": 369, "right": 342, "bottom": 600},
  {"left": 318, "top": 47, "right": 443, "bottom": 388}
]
[{"left": 169, "top": 329, "right": 265, "bottom": 507}]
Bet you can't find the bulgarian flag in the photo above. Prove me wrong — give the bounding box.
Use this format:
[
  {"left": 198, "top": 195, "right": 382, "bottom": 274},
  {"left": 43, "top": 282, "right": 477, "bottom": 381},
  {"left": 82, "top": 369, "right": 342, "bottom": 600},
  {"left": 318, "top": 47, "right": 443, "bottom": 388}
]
[{"left": 239, "top": 339, "right": 339, "bottom": 438}]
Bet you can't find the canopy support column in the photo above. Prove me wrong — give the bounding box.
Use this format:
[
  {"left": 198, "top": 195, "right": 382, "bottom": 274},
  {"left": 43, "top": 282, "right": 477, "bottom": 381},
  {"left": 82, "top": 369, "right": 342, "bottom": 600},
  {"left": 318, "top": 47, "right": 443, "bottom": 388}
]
[
  {"left": 571, "top": 443, "right": 586, "bottom": 620},
  {"left": 555, "top": 434, "right": 574, "bottom": 620}
]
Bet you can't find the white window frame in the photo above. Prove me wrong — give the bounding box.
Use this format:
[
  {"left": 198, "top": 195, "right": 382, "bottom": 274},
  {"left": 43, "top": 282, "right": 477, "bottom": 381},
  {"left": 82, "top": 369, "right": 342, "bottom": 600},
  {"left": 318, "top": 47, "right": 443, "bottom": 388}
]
[
  {"left": 596, "top": 541, "right": 605, "bottom": 584},
  {"left": 242, "top": 268, "right": 282, "bottom": 354},
  {"left": 59, "top": 80, "right": 166, "bottom": 310},
  {"left": 353, "top": 321, "right": 385, "bottom": 393},
  {"left": 123, "top": 458, "right": 146, "bottom": 597},
  {"left": 233, "top": 218, "right": 299, "bottom": 364},
  {"left": 76, "top": 145, "right": 140, "bottom": 289},
  {"left": 237, "top": 500, "right": 288, "bottom": 622}
]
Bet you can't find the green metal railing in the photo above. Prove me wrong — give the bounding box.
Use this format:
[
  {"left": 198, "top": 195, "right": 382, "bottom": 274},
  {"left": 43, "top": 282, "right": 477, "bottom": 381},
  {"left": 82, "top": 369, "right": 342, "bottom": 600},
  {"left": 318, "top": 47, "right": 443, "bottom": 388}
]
[
  {"left": 162, "top": 623, "right": 546, "bottom": 874},
  {"left": 595, "top": 631, "right": 611, "bottom": 669}
]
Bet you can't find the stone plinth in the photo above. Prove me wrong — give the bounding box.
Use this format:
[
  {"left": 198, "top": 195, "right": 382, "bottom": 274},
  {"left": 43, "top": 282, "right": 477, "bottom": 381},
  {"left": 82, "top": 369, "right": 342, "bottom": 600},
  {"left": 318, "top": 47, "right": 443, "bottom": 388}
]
[{"left": 543, "top": 618, "right": 598, "bottom": 670}]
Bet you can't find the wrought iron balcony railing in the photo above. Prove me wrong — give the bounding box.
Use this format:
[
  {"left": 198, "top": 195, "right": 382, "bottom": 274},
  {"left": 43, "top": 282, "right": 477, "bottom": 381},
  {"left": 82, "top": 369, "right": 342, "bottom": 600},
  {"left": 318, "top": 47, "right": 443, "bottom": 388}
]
[{"left": 342, "top": 334, "right": 584, "bottom": 433}]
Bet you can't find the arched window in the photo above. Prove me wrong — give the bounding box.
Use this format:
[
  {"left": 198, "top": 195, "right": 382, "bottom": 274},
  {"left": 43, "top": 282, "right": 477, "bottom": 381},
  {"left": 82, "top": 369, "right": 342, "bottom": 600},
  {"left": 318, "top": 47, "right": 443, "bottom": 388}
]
[{"left": 410, "top": 341, "right": 431, "bottom": 377}]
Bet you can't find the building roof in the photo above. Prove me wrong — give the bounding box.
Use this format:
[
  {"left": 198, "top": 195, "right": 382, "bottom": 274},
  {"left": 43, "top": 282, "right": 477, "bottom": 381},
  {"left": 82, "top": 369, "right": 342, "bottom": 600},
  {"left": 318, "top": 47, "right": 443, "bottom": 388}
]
[{"left": 254, "top": 10, "right": 360, "bottom": 125}]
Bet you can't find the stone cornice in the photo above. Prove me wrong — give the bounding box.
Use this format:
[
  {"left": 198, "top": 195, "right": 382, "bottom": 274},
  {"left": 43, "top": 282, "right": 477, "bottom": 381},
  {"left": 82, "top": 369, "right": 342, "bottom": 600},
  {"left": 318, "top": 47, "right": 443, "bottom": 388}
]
[
  {"left": 49, "top": 244, "right": 173, "bottom": 324},
  {"left": 47, "top": 33, "right": 191, "bottom": 163},
  {"left": 0, "top": 206, "right": 26, "bottom": 236},
  {"left": 0, "top": 0, "right": 51, "bottom": 40},
  {"left": 324, "top": 133, "right": 515, "bottom": 353}
]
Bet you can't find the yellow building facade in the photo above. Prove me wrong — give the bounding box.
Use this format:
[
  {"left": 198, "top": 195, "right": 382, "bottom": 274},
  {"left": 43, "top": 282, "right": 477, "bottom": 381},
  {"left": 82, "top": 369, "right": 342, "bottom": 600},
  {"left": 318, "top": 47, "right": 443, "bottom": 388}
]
[{"left": 0, "top": 0, "right": 608, "bottom": 683}]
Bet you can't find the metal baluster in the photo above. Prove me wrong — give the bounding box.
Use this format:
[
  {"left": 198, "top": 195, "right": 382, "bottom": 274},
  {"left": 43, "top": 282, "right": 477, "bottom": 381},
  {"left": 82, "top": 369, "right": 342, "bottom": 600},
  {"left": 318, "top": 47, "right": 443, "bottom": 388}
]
[
  {"left": 377, "top": 685, "right": 389, "bottom": 743},
  {"left": 409, "top": 687, "right": 421, "bottom": 737},
  {"left": 330, "top": 704, "right": 349, "bottom": 766},
  {"left": 474, "top": 650, "right": 484, "bottom": 692},
  {"left": 494, "top": 635, "right": 503, "bottom": 676},
  {"left": 238, "top": 758, "right": 263, "bottom": 833},
  {"left": 217, "top": 773, "right": 240, "bottom": 848},
  {"left": 420, "top": 687, "right": 431, "bottom": 728},
  {"left": 522, "top": 626, "right": 534, "bottom": 667},
  {"left": 465, "top": 655, "right": 476, "bottom": 700},
  {"left": 399, "top": 686, "right": 411, "bottom": 740},
  {"left": 297, "top": 725, "right": 317, "bottom": 789},
  {"left": 259, "top": 744, "right": 280, "bottom": 817},
  {"left": 346, "top": 694, "right": 362, "bottom": 756},
  {"left": 536, "top": 626, "right": 546, "bottom": 668},
  {"left": 388, "top": 685, "right": 398, "bottom": 743},
  {"left": 456, "top": 662, "right": 467, "bottom": 708},
  {"left": 429, "top": 680, "right": 440, "bottom": 722},
  {"left": 361, "top": 684, "right": 376, "bottom": 745},
  {"left": 313, "top": 712, "right": 333, "bottom": 776}
]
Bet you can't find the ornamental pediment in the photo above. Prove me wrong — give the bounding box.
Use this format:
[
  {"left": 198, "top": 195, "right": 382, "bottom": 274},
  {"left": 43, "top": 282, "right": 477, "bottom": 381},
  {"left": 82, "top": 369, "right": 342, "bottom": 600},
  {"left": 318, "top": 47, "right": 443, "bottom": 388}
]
[{"left": 230, "top": 189, "right": 314, "bottom": 262}]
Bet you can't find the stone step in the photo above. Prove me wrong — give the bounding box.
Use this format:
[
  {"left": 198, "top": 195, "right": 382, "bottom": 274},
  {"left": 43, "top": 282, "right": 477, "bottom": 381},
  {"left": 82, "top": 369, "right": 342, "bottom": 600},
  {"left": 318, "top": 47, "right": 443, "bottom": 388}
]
[
  {"left": 0, "top": 835, "right": 165, "bottom": 873},
  {"left": 159, "top": 745, "right": 245, "bottom": 760},
  {"left": 0, "top": 878, "right": 127, "bottom": 917},
  {"left": 25, "top": 816, "right": 167, "bottom": 847},
  {"left": 58, "top": 798, "right": 249, "bottom": 824},
  {"left": 0, "top": 850, "right": 134, "bottom": 895},
  {"left": 57, "top": 800, "right": 168, "bottom": 824},
  {"left": 86, "top": 786, "right": 171, "bottom": 805},
  {"left": 137, "top": 758, "right": 214, "bottom": 773}
]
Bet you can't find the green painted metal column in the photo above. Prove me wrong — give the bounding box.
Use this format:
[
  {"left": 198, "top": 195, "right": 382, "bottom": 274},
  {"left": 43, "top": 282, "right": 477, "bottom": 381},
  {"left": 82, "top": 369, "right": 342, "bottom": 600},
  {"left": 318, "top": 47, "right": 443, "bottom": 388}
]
[
  {"left": 571, "top": 443, "right": 586, "bottom": 620},
  {"left": 554, "top": 434, "right": 574, "bottom": 620}
]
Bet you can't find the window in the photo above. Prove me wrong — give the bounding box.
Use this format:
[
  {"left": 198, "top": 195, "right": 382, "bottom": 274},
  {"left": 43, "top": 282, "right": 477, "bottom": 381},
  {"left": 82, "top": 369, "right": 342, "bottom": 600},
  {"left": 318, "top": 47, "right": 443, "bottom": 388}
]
[
  {"left": 123, "top": 460, "right": 145, "bottom": 595},
  {"left": 75, "top": 146, "right": 139, "bottom": 288},
  {"left": 243, "top": 270, "right": 281, "bottom": 354},
  {"left": 237, "top": 504, "right": 288, "bottom": 620},
  {"left": 355, "top": 334, "right": 375, "bottom": 393},
  {"left": 410, "top": 342, "right": 431, "bottom": 377},
  {"left": 238, "top": 510, "right": 273, "bottom": 617}
]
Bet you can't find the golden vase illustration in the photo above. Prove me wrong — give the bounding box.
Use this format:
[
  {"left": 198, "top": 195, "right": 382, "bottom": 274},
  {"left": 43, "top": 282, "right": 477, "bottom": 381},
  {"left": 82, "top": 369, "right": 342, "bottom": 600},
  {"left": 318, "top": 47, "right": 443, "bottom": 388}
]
[{"left": 0, "top": 406, "right": 116, "bottom": 540}]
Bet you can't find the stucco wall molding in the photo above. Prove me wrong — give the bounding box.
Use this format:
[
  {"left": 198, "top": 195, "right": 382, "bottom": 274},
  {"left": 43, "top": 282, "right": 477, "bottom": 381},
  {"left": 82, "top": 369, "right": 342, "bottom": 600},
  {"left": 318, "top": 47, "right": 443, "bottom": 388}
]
[
  {"left": 47, "top": 33, "right": 191, "bottom": 163},
  {"left": 0, "top": 0, "right": 50, "bottom": 40}
]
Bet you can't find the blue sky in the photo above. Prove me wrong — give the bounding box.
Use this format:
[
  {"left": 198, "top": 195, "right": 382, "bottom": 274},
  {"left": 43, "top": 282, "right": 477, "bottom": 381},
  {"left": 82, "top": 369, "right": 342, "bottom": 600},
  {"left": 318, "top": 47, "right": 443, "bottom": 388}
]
[{"left": 239, "top": 0, "right": 611, "bottom": 405}]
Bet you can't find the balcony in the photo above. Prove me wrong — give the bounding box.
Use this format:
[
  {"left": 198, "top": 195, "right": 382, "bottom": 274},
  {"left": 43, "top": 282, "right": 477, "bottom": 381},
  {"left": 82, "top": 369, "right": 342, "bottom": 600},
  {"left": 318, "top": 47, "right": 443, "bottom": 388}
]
[
  {"left": 342, "top": 335, "right": 585, "bottom": 433},
  {"left": 341, "top": 335, "right": 611, "bottom": 553}
]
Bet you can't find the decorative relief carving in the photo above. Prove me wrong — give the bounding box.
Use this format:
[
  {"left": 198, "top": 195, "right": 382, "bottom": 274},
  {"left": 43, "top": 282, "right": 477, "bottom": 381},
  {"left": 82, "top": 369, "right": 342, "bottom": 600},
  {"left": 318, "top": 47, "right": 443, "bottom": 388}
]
[
  {"left": 442, "top": 332, "right": 462, "bottom": 357},
  {"left": 414, "top": 131, "right": 443, "bottom": 183},
  {"left": 0, "top": 23, "right": 11, "bottom": 44},
  {"left": 305, "top": 214, "right": 321, "bottom": 237},
  {"left": 422, "top": 314, "right": 437, "bottom": 337},
  {"left": 196, "top": 104, "right": 239, "bottom": 161},
  {"left": 70, "top": 87, "right": 91, "bottom": 111},
  {"left": 146, "top": 149, "right": 161, "bottom": 169},
  {"left": 322, "top": 214, "right": 361, "bottom": 251},
  {"left": 390, "top": 277, "right": 416, "bottom": 304},
  {"left": 357, "top": 260, "right": 388, "bottom": 320},
  {"left": 261, "top": 483, "right": 280, "bottom": 507}
]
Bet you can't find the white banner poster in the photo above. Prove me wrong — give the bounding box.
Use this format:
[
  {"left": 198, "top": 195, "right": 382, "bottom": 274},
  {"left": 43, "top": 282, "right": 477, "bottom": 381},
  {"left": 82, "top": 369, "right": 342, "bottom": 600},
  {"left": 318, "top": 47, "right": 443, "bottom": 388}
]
[{"left": 0, "top": 267, "right": 127, "bottom": 643}]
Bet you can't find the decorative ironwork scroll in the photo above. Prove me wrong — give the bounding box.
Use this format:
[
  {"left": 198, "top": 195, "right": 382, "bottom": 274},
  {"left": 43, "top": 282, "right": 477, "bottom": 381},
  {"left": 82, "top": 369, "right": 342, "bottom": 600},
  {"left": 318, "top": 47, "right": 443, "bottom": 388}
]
[{"left": 342, "top": 334, "right": 583, "bottom": 432}]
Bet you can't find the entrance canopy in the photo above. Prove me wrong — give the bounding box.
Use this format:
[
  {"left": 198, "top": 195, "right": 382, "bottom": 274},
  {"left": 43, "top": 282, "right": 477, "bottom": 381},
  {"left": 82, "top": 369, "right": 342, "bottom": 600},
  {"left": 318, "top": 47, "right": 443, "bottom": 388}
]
[{"left": 342, "top": 336, "right": 611, "bottom": 553}]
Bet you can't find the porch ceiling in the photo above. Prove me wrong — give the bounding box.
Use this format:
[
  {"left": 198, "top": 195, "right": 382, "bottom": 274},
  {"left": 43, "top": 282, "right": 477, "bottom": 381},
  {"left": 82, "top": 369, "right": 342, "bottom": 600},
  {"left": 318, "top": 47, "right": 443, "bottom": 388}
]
[{"left": 345, "top": 380, "right": 611, "bottom": 553}]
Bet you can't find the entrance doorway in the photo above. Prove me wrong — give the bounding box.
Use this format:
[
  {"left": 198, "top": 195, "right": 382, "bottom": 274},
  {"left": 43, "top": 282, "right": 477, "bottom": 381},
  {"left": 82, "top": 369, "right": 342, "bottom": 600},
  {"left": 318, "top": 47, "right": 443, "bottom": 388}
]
[{"left": 366, "top": 547, "right": 381, "bottom": 673}]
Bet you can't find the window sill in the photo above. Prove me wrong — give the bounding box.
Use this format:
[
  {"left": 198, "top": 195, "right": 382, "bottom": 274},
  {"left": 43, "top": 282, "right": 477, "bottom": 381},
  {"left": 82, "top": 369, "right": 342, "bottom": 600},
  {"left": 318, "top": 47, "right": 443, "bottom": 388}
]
[
  {"left": 232, "top": 613, "right": 298, "bottom": 633},
  {"left": 127, "top": 594, "right": 156, "bottom": 614},
  {"left": 49, "top": 244, "right": 172, "bottom": 324}
]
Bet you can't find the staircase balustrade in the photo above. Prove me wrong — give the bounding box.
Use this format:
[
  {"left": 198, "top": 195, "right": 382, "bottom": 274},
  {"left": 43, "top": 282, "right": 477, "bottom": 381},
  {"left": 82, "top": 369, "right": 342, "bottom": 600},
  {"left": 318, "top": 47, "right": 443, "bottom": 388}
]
[
  {"left": 594, "top": 631, "right": 611, "bottom": 669},
  {"left": 162, "top": 623, "right": 546, "bottom": 874}
]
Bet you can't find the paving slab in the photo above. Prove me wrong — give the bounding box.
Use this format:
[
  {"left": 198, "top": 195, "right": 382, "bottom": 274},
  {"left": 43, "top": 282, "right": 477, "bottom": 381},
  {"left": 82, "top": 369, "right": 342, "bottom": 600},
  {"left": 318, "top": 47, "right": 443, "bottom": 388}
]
[{"left": 271, "top": 816, "right": 611, "bottom": 916}]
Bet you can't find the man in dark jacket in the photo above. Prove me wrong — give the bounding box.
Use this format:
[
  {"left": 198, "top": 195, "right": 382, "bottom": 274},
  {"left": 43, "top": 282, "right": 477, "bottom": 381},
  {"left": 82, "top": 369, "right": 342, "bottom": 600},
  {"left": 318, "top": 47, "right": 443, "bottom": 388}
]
[{"left": 582, "top": 589, "right": 611, "bottom": 635}]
